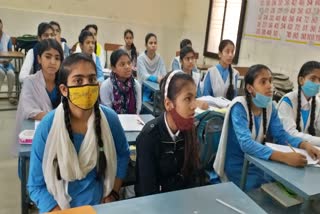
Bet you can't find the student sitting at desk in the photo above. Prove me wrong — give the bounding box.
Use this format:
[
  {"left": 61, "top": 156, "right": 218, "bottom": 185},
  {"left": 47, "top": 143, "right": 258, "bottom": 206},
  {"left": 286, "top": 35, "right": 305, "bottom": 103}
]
[
  {"left": 75, "top": 24, "right": 105, "bottom": 69},
  {"left": 213, "top": 64, "right": 320, "bottom": 191},
  {"left": 49, "top": 21, "right": 70, "bottom": 58},
  {"left": 78, "top": 30, "right": 104, "bottom": 83},
  {"left": 203, "top": 39, "right": 239, "bottom": 100},
  {"left": 121, "top": 29, "right": 139, "bottom": 74},
  {"left": 19, "top": 22, "right": 55, "bottom": 82},
  {"left": 137, "top": 33, "right": 166, "bottom": 101},
  {"left": 28, "top": 53, "right": 130, "bottom": 213},
  {"left": 278, "top": 61, "right": 320, "bottom": 146},
  {"left": 14, "top": 39, "right": 63, "bottom": 154},
  {"left": 135, "top": 71, "right": 207, "bottom": 196},
  {"left": 100, "top": 49, "right": 141, "bottom": 114},
  {"left": 0, "top": 18, "right": 16, "bottom": 104}
]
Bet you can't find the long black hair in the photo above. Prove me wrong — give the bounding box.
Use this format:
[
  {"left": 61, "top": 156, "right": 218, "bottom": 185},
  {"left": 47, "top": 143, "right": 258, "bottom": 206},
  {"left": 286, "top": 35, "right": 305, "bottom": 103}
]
[
  {"left": 244, "top": 64, "right": 272, "bottom": 144},
  {"left": 84, "top": 24, "right": 98, "bottom": 54},
  {"left": 37, "top": 22, "right": 54, "bottom": 38},
  {"left": 56, "top": 53, "right": 106, "bottom": 180},
  {"left": 296, "top": 61, "right": 320, "bottom": 134},
  {"left": 124, "top": 29, "right": 137, "bottom": 63},
  {"left": 159, "top": 71, "right": 199, "bottom": 177},
  {"left": 37, "top": 39, "right": 64, "bottom": 108},
  {"left": 219, "top": 39, "right": 235, "bottom": 100}
]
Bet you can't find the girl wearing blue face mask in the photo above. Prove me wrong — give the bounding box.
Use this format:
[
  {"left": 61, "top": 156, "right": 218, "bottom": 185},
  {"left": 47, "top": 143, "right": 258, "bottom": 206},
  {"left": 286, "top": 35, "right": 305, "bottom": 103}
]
[
  {"left": 213, "top": 64, "right": 320, "bottom": 191},
  {"left": 278, "top": 61, "right": 320, "bottom": 146}
]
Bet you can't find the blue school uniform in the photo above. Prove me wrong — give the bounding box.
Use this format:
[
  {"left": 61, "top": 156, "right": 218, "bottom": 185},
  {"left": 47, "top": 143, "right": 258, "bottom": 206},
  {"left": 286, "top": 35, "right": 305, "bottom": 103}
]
[
  {"left": 46, "top": 86, "right": 59, "bottom": 107},
  {"left": 27, "top": 106, "right": 130, "bottom": 213}
]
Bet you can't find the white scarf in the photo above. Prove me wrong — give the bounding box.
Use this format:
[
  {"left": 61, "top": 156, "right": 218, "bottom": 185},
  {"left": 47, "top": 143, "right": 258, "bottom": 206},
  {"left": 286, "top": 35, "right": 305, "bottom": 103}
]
[
  {"left": 213, "top": 96, "right": 272, "bottom": 180},
  {"left": 42, "top": 104, "right": 117, "bottom": 209}
]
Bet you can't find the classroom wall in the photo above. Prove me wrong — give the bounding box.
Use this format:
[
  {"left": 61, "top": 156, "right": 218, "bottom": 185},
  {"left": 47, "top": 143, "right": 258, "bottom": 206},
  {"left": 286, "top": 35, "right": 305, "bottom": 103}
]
[
  {"left": 181, "top": 0, "right": 320, "bottom": 87},
  {"left": 0, "top": 0, "right": 185, "bottom": 69}
]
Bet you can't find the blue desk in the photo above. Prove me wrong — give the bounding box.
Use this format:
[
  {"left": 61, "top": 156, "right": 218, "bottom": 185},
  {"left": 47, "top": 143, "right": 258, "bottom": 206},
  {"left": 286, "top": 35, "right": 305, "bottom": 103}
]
[
  {"left": 94, "top": 182, "right": 266, "bottom": 214},
  {"left": 142, "top": 80, "right": 161, "bottom": 116},
  {"left": 240, "top": 154, "right": 320, "bottom": 213},
  {"left": 18, "top": 114, "right": 153, "bottom": 214}
]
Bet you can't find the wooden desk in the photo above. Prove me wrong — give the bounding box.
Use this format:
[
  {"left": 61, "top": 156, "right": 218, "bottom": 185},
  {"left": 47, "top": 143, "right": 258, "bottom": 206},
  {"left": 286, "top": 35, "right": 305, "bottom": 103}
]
[
  {"left": 93, "top": 182, "right": 266, "bottom": 214},
  {"left": 197, "top": 63, "right": 212, "bottom": 71},
  {"left": 240, "top": 154, "right": 320, "bottom": 213}
]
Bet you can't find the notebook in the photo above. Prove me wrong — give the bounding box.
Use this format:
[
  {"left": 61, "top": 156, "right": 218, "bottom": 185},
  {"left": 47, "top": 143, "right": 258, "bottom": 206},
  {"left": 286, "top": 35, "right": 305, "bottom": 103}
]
[
  {"left": 118, "top": 114, "right": 145, "bottom": 131},
  {"left": 266, "top": 143, "right": 320, "bottom": 165},
  {"left": 196, "top": 96, "right": 231, "bottom": 108},
  {"left": 49, "top": 205, "right": 96, "bottom": 214}
]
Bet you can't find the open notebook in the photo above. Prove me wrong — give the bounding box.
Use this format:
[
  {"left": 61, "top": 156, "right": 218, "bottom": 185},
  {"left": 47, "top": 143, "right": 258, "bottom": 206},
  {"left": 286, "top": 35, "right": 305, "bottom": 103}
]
[
  {"left": 196, "top": 96, "right": 231, "bottom": 108},
  {"left": 118, "top": 114, "right": 145, "bottom": 131},
  {"left": 266, "top": 143, "right": 320, "bottom": 165}
]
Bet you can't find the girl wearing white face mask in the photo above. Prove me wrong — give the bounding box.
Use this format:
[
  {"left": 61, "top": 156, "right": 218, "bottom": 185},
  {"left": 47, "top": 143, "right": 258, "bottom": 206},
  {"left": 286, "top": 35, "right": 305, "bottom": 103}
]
[
  {"left": 28, "top": 53, "right": 130, "bottom": 213},
  {"left": 278, "top": 61, "right": 320, "bottom": 146},
  {"left": 214, "top": 64, "right": 320, "bottom": 191}
]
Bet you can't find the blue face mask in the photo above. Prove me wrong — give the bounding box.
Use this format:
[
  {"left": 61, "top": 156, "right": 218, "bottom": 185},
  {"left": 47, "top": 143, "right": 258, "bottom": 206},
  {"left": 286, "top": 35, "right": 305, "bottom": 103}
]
[
  {"left": 252, "top": 92, "right": 272, "bottom": 108},
  {"left": 301, "top": 80, "right": 320, "bottom": 97}
]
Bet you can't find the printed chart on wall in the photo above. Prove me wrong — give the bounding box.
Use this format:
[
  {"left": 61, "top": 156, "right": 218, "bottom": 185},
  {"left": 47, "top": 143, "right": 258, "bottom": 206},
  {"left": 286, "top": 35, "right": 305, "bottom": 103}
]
[{"left": 244, "top": 0, "right": 320, "bottom": 46}]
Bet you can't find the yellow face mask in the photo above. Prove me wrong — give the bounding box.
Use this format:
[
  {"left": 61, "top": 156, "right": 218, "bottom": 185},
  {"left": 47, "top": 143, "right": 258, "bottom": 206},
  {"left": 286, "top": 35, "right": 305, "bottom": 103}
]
[{"left": 67, "top": 84, "right": 99, "bottom": 110}]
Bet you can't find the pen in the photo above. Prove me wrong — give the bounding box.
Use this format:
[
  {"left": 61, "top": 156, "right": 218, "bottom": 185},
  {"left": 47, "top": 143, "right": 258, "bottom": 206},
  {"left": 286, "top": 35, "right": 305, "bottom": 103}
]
[
  {"left": 286, "top": 141, "right": 296, "bottom": 153},
  {"left": 137, "top": 115, "right": 145, "bottom": 126},
  {"left": 216, "top": 198, "right": 246, "bottom": 214}
]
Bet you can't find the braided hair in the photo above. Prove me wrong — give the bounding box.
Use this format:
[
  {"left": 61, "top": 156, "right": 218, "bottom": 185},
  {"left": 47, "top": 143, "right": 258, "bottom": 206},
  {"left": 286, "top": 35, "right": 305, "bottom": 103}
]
[
  {"left": 296, "top": 61, "right": 320, "bottom": 134},
  {"left": 244, "top": 64, "right": 272, "bottom": 144},
  {"left": 56, "top": 53, "right": 106, "bottom": 180},
  {"left": 218, "top": 40, "right": 235, "bottom": 100}
]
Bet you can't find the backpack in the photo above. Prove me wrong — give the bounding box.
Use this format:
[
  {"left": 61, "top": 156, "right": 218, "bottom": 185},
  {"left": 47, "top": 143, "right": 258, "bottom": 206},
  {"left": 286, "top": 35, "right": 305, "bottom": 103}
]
[
  {"left": 15, "top": 35, "right": 38, "bottom": 53},
  {"left": 195, "top": 110, "right": 225, "bottom": 170},
  {"left": 272, "top": 73, "right": 294, "bottom": 102}
]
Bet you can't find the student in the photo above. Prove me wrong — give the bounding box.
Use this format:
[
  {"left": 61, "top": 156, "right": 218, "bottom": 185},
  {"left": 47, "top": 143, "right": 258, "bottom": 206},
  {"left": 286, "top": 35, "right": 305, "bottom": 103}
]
[
  {"left": 14, "top": 39, "right": 63, "bottom": 154},
  {"left": 19, "top": 22, "right": 55, "bottom": 82},
  {"left": 137, "top": 33, "right": 166, "bottom": 101},
  {"left": 171, "top": 38, "right": 193, "bottom": 71},
  {"left": 213, "top": 64, "right": 320, "bottom": 190},
  {"left": 49, "top": 21, "right": 70, "bottom": 58},
  {"left": 76, "top": 24, "right": 105, "bottom": 68},
  {"left": 78, "top": 30, "right": 104, "bottom": 82},
  {"left": 278, "top": 61, "right": 320, "bottom": 146},
  {"left": 27, "top": 53, "right": 130, "bottom": 212},
  {"left": 100, "top": 49, "right": 141, "bottom": 114},
  {"left": 203, "top": 39, "right": 239, "bottom": 100},
  {"left": 135, "top": 71, "right": 207, "bottom": 196},
  {"left": 0, "top": 18, "right": 16, "bottom": 104},
  {"left": 121, "top": 29, "right": 139, "bottom": 74}
]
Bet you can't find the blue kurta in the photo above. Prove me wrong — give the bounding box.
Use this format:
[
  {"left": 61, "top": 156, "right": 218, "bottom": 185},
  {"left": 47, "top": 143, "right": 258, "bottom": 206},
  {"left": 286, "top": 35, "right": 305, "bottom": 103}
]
[
  {"left": 27, "top": 105, "right": 130, "bottom": 213},
  {"left": 225, "top": 103, "right": 302, "bottom": 190},
  {"left": 46, "top": 86, "right": 59, "bottom": 107},
  {"left": 282, "top": 97, "right": 310, "bottom": 130}
]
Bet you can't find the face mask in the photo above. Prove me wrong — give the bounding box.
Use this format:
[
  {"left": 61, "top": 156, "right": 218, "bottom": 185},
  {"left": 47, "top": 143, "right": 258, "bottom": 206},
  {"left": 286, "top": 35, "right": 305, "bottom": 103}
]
[
  {"left": 170, "top": 108, "right": 194, "bottom": 131},
  {"left": 252, "top": 92, "right": 272, "bottom": 108},
  {"left": 67, "top": 84, "right": 99, "bottom": 110},
  {"left": 301, "top": 80, "right": 320, "bottom": 97}
]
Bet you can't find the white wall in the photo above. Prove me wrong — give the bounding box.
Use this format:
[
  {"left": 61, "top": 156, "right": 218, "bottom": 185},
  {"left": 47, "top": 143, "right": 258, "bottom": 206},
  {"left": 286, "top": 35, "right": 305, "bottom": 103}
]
[
  {"left": 0, "top": 0, "right": 185, "bottom": 69},
  {"left": 181, "top": 0, "right": 320, "bottom": 87}
]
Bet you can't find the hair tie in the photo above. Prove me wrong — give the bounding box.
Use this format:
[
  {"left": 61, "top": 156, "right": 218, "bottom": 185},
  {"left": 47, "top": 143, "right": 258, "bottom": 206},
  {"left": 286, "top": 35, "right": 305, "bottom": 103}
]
[
  {"left": 164, "top": 70, "right": 183, "bottom": 98},
  {"left": 99, "top": 146, "right": 104, "bottom": 152}
]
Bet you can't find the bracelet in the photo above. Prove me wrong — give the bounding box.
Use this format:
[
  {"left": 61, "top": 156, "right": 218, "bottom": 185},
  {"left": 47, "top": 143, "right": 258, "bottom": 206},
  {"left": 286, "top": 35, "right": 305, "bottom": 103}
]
[{"left": 110, "top": 189, "right": 120, "bottom": 201}]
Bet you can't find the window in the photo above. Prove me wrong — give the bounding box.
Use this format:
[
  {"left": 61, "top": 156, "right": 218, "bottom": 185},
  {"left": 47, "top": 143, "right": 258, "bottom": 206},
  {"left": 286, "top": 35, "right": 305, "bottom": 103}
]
[{"left": 204, "top": 0, "right": 247, "bottom": 64}]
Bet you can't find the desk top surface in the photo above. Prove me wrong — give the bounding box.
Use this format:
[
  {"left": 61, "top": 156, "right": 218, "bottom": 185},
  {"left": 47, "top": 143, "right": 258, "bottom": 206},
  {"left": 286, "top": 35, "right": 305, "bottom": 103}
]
[
  {"left": 18, "top": 114, "right": 153, "bottom": 157},
  {"left": 246, "top": 154, "right": 320, "bottom": 200},
  {"left": 94, "top": 182, "right": 266, "bottom": 214},
  {"left": 143, "top": 80, "right": 159, "bottom": 91},
  {"left": 0, "top": 51, "right": 24, "bottom": 58}
]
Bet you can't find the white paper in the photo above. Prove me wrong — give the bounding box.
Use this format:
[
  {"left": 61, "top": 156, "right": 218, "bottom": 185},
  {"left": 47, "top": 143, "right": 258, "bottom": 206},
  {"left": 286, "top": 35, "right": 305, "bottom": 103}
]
[
  {"left": 118, "top": 114, "right": 144, "bottom": 131},
  {"left": 266, "top": 143, "right": 320, "bottom": 165},
  {"left": 197, "top": 96, "right": 231, "bottom": 108}
]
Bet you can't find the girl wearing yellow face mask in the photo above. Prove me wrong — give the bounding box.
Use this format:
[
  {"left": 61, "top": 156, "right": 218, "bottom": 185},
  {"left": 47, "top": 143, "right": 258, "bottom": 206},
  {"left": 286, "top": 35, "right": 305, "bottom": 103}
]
[{"left": 28, "top": 53, "right": 130, "bottom": 213}]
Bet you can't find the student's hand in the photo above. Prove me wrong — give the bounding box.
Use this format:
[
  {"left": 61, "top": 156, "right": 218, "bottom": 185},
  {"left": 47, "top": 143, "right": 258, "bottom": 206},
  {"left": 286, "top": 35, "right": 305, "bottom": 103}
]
[
  {"left": 101, "top": 195, "right": 116, "bottom": 204},
  {"left": 196, "top": 100, "right": 209, "bottom": 110},
  {"left": 303, "top": 142, "right": 320, "bottom": 160},
  {"left": 157, "top": 76, "right": 163, "bottom": 83},
  {"left": 50, "top": 205, "right": 61, "bottom": 212},
  {"left": 284, "top": 152, "right": 307, "bottom": 167}
]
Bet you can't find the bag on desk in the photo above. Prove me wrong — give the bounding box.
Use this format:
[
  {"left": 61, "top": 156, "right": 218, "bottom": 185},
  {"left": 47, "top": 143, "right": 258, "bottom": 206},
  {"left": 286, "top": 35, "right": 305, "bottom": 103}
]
[
  {"left": 15, "top": 35, "right": 38, "bottom": 53},
  {"left": 195, "top": 110, "right": 224, "bottom": 170}
]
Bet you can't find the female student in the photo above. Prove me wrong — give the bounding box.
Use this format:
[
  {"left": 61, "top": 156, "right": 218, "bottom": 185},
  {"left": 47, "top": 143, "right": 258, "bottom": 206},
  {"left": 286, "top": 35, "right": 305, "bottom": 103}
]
[
  {"left": 14, "top": 39, "right": 63, "bottom": 154},
  {"left": 203, "top": 39, "right": 239, "bottom": 100},
  {"left": 78, "top": 30, "right": 104, "bottom": 82},
  {"left": 49, "top": 21, "right": 70, "bottom": 58},
  {"left": 213, "top": 64, "right": 320, "bottom": 191},
  {"left": 278, "top": 61, "right": 320, "bottom": 146},
  {"left": 171, "top": 38, "right": 193, "bottom": 71},
  {"left": 75, "top": 24, "right": 105, "bottom": 68},
  {"left": 121, "top": 29, "right": 139, "bottom": 73},
  {"left": 0, "top": 18, "right": 16, "bottom": 104},
  {"left": 100, "top": 49, "right": 141, "bottom": 114},
  {"left": 28, "top": 53, "right": 130, "bottom": 213},
  {"left": 137, "top": 33, "right": 166, "bottom": 101},
  {"left": 135, "top": 71, "right": 207, "bottom": 196},
  {"left": 19, "top": 22, "right": 55, "bottom": 82}
]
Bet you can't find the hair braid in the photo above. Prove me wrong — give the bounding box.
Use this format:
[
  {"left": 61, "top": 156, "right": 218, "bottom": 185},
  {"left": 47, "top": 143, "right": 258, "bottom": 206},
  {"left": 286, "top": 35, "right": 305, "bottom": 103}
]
[
  {"left": 296, "top": 86, "right": 302, "bottom": 132},
  {"left": 308, "top": 96, "right": 316, "bottom": 135},
  {"left": 262, "top": 108, "right": 267, "bottom": 145},
  {"left": 226, "top": 65, "right": 235, "bottom": 100},
  {"left": 245, "top": 93, "right": 253, "bottom": 131}
]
